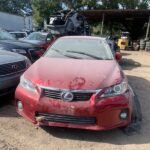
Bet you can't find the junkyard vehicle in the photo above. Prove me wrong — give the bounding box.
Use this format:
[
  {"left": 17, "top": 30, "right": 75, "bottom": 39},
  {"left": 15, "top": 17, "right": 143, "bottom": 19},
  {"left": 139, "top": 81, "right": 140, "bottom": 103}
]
[
  {"left": 15, "top": 36, "right": 141, "bottom": 131},
  {"left": 0, "top": 29, "right": 45, "bottom": 62},
  {"left": 107, "top": 39, "right": 120, "bottom": 55},
  {"left": 47, "top": 10, "right": 90, "bottom": 36},
  {"left": 118, "top": 32, "right": 130, "bottom": 50},
  {"left": 9, "top": 31, "right": 28, "bottom": 40},
  {"left": 21, "top": 32, "right": 55, "bottom": 49},
  {"left": 0, "top": 50, "right": 30, "bottom": 97}
]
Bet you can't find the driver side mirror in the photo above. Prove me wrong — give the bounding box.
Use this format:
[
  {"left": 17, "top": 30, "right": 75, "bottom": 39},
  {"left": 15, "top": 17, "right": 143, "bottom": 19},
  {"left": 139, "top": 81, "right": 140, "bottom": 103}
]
[{"left": 115, "top": 52, "right": 122, "bottom": 61}]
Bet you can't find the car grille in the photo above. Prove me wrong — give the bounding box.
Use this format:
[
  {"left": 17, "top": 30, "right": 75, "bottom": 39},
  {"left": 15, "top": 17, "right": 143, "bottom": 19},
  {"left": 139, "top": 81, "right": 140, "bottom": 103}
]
[
  {"left": 36, "top": 112, "right": 96, "bottom": 125},
  {"left": 42, "top": 88, "right": 95, "bottom": 101},
  {"left": 0, "top": 60, "right": 26, "bottom": 76}
]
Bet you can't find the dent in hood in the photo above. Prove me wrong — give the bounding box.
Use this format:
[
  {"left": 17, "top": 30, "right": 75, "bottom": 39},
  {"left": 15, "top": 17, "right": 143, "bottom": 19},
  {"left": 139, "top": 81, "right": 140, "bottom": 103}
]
[{"left": 25, "top": 57, "right": 122, "bottom": 90}]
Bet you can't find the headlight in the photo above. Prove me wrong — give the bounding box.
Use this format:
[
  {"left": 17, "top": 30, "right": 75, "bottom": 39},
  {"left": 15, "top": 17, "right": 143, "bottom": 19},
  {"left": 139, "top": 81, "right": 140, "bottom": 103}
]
[
  {"left": 12, "top": 49, "right": 26, "bottom": 54},
  {"left": 101, "top": 81, "right": 128, "bottom": 98},
  {"left": 19, "top": 75, "right": 39, "bottom": 93},
  {"left": 95, "top": 80, "right": 128, "bottom": 101},
  {"left": 24, "top": 57, "right": 31, "bottom": 67}
]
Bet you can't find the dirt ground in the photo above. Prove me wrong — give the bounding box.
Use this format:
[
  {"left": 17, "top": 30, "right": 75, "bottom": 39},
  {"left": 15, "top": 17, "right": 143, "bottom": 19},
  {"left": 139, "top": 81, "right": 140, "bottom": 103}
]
[{"left": 0, "top": 50, "right": 150, "bottom": 150}]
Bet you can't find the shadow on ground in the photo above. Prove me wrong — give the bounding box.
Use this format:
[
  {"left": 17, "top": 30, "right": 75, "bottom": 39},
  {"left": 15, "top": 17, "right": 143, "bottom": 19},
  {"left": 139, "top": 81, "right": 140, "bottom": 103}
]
[
  {"left": 119, "top": 58, "right": 141, "bottom": 70},
  {"left": 0, "top": 94, "right": 19, "bottom": 117}
]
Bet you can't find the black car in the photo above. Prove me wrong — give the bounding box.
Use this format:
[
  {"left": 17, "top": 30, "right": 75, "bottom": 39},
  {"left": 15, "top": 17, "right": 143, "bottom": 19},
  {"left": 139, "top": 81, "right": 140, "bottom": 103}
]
[
  {"left": 0, "top": 50, "right": 30, "bottom": 96},
  {"left": 0, "top": 29, "right": 45, "bottom": 62}
]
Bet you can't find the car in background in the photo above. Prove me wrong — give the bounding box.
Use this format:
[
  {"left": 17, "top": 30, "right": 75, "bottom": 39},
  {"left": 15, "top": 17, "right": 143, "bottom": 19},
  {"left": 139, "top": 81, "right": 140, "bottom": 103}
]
[
  {"left": 0, "top": 29, "right": 45, "bottom": 62},
  {"left": 0, "top": 50, "right": 30, "bottom": 96},
  {"left": 9, "top": 31, "right": 28, "bottom": 40},
  {"left": 15, "top": 36, "right": 141, "bottom": 131},
  {"left": 21, "top": 32, "right": 55, "bottom": 49},
  {"left": 107, "top": 39, "right": 120, "bottom": 55}
]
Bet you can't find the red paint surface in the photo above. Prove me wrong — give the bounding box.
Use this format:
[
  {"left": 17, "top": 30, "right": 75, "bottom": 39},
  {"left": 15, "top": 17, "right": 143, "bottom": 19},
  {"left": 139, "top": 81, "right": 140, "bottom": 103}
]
[{"left": 15, "top": 36, "right": 132, "bottom": 131}]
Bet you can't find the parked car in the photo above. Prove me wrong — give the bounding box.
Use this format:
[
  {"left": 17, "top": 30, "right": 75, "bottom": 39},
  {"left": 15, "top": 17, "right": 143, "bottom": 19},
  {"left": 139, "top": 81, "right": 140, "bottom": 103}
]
[
  {"left": 0, "top": 50, "right": 30, "bottom": 96},
  {"left": 0, "top": 29, "right": 45, "bottom": 62},
  {"left": 15, "top": 36, "right": 141, "bottom": 131},
  {"left": 9, "top": 31, "right": 28, "bottom": 40},
  {"left": 21, "top": 32, "right": 55, "bottom": 49},
  {"left": 107, "top": 39, "right": 120, "bottom": 55}
]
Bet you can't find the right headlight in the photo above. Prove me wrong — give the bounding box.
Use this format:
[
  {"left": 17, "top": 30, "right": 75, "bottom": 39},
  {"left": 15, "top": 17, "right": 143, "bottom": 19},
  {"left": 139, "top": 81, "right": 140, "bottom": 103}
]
[
  {"left": 95, "top": 80, "right": 128, "bottom": 101},
  {"left": 101, "top": 81, "right": 128, "bottom": 98}
]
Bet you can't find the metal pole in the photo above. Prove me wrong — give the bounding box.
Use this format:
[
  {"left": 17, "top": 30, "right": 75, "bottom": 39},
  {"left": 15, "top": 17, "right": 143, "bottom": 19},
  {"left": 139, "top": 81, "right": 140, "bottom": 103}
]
[
  {"left": 100, "top": 13, "right": 105, "bottom": 36},
  {"left": 146, "top": 16, "right": 150, "bottom": 40}
]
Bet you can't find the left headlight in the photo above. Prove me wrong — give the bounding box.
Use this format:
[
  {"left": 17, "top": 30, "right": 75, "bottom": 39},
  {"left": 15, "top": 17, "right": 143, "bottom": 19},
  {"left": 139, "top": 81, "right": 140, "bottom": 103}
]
[
  {"left": 97, "top": 80, "right": 128, "bottom": 99},
  {"left": 12, "top": 49, "right": 26, "bottom": 54},
  {"left": 19, "top": 75, "right": 39, "bottom": 94}
]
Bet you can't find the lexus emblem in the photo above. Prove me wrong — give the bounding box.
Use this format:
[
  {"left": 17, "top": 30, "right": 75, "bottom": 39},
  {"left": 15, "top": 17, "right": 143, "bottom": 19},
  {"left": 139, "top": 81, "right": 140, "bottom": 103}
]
[
  {"left": 61, "top": 91, "right": 74, "bottom": 102},
  {"left": 12, "top": 65, "right": 18, "bottom": 70}
]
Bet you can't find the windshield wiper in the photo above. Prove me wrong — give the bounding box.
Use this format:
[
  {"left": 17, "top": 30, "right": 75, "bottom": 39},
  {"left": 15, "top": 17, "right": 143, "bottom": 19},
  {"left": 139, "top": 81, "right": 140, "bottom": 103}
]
[
  {"left": 51, "top": 48, "right": 80, "bottom": 59},
  {"left": 66, "top": 50, "right": 104, "bottom": 60}
]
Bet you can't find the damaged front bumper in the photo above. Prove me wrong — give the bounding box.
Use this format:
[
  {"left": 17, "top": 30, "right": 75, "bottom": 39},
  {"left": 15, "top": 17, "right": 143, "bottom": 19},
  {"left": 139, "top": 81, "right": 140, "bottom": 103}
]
[{"left": 15, "top": 86, "right": 132, "bottom": 131}]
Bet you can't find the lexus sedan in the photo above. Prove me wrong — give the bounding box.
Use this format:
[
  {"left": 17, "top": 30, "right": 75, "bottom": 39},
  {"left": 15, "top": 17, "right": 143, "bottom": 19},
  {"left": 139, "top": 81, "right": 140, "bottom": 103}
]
[
  {"left": 0, "top": 50, "right": 30, "bottom": 96},
  {"left": 15, "top": 36, "right": 141, "bottom": 131}
]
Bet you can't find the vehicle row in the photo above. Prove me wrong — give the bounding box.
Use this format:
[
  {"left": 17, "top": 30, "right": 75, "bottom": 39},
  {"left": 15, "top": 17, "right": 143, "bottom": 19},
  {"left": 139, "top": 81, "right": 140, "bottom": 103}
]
[{"left": 0, "top": 36, "right": 141, "bottom": 132}]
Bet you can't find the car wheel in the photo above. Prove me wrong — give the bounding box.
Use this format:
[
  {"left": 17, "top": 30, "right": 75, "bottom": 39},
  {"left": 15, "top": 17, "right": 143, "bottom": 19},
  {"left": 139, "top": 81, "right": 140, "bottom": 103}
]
[{"left": 121, "top": 92, "right": 142, "bottom": 134}]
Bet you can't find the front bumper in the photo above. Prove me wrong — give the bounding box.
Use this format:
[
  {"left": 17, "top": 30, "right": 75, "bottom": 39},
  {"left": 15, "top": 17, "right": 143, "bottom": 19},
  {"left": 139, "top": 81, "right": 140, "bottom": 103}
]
[
  {"left": 15, "top": 87, "right": 132, "bottom": 131},
  {"left": 0, "top": 73, "right": 23, "bottom": 96}
]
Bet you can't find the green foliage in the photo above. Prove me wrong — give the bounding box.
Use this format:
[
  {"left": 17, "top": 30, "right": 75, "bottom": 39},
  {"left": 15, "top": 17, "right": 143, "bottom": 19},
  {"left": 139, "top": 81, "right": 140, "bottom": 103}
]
[
  {"left": 0, "top": 0, "right": 31, "bottom": 14},
  {"left": 31, "top": 0, "right": 61, "bottom": 27},
  {"left": 0, "top": 0, "right": 149, "bottom": 27}
]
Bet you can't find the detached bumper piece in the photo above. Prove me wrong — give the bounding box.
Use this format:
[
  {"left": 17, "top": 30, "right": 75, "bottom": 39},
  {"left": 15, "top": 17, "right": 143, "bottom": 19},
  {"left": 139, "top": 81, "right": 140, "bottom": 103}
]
[{"left": 36, "top": 112, "right": 96, "bottom": 125}]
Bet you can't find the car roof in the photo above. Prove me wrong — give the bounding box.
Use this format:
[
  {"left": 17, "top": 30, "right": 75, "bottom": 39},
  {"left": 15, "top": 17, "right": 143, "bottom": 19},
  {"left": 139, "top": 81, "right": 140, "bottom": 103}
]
[{"left": 60, "top": 36, "right": 106, "bottom": 41}]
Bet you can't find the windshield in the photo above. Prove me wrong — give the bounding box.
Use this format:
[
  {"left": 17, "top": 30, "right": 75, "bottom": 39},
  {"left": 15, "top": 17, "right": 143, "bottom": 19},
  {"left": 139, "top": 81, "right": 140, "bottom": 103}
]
[
  {"left": 26, "top": 32, "right": 47, "bottom": 41},
  {"left": 0, "top": 30, "right": 15, "bottom": 40},
  {"left": 45, "top": 38, "right": 113, "bottom": 60}
]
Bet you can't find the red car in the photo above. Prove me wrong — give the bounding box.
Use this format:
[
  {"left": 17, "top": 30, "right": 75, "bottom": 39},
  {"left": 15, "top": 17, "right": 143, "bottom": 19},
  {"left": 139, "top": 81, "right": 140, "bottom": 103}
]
[{"left": 15, "top": 36, "right": 141, "bottom": 131}]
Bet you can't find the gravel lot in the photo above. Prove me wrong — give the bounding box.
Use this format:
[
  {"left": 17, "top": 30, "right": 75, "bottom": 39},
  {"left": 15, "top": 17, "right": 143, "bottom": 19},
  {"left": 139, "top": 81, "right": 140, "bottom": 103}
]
[{"left": 0, "top": 50, "right": 150, "bottom": 150}]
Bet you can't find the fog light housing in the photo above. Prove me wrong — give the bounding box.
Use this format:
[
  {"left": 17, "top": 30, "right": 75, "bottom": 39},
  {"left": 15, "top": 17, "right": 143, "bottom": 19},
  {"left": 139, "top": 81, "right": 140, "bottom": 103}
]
[
  {"left": 17, "top": 101, "right": 23, "bottom": 110},
  {"left": 120, "top": 110, "right": 128, "bottom": 120}
]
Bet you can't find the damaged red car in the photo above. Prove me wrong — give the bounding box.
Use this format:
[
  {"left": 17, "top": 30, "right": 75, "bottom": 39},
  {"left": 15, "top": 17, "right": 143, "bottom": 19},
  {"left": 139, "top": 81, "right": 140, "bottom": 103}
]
[{"left": 15, "top": 36, "right": 142, "bottom": 131}]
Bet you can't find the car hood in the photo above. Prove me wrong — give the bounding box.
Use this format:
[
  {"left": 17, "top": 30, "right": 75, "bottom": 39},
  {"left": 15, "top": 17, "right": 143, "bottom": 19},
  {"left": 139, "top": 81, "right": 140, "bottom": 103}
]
[
  {"left": 0, "top": 40, "right": 37, "bottom": 48},
  {"left": 0, "top": 50, "right": 26, "bottom": 64},
  {"left": 25, "top": 57, "right": 122, "bottom": 90}
]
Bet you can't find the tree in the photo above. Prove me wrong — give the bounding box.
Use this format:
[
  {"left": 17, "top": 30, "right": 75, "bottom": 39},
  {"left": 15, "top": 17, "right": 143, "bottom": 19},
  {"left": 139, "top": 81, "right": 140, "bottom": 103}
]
[
  {"left": 0, "top": 0, "right": 31, "bottom": 14},
  {"left": 119, "top": 0, "right": 149, "bottom": 9},
  {"left": 31, "top": 0, "right": 61, "bottom": 27}
]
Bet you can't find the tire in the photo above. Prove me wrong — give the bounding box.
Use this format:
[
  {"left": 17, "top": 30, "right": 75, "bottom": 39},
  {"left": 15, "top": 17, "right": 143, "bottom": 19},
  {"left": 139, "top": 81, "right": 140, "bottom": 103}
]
[
  {"left": 131, "top": 93, "right": 142, "bottom": 122},
  {"left": 121, "top": 92, "right": 142, "bottom": 134}
]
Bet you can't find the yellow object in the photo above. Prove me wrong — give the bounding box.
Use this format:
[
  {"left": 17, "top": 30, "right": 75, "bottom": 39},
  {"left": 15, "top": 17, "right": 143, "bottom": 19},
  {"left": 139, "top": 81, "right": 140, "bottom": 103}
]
[{"left": 118, "top": 37, "right": 129, "bottom": 50}]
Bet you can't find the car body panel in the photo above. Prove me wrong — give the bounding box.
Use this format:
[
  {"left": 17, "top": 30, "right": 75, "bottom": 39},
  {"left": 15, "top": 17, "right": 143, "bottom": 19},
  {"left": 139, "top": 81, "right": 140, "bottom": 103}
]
[
  {"left": 25, "top": 57, "right": 122, "bottom": 90},
  {"left": 0, "top": 50, "right": 29, "bottom": 96},
  {"left": 15, "top": 36, "right": 133, "bottom": 131}
]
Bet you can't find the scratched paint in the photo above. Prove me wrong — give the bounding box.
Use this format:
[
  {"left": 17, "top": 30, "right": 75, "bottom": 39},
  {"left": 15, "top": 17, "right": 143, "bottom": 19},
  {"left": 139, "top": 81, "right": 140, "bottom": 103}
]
[{"left": 69, "top": 77, "right": 86, "bottom": 89}]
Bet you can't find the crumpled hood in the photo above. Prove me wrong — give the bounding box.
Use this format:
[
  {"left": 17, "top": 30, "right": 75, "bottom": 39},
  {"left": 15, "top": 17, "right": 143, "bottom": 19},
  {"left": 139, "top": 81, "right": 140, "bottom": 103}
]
[{"left": 25, "top": 57, "right": 122, "bottom": 90}]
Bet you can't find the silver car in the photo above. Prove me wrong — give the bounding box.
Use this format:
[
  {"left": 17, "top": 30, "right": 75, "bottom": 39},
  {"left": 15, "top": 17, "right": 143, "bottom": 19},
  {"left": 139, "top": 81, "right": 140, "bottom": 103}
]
[{"left": 0, "top": 50, "right": 30, "bottom": 96}]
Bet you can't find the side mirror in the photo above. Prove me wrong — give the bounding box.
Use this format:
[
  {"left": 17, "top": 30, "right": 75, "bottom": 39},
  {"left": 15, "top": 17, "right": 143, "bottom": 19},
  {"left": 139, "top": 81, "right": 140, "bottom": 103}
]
[{"left": 115, "top": 52, "right": 122, "bottom": 61}]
